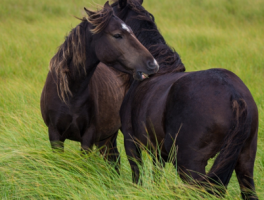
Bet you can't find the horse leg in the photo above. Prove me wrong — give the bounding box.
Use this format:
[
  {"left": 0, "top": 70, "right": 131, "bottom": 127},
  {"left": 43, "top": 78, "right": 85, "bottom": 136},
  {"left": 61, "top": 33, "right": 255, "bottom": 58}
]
[
  {"left": 124, "top": 136, "right": 142, "bottom": 184},
  {"left": 175, "top": 151, "right": 227, "bottom": 197},
  {"left": 49, "top": 126, "right": 64, "bottom": 152},
  {"left": 176, "top": 151, "right": 207, "bottom": 184},
  {"left": 235, "top": 132, "right": 258, "bottom": 200},
  {"left": 98, "top": 131, "right": 120, "bottom": 175},
  {"left": 164, "top": 126, "right": 208, "bottom": 185},
  {"left": 175, "top": 144, "right": 235, "bottom": 197},
  {"left": 80, "top": 126, "right": 95, "bottom": 155}
]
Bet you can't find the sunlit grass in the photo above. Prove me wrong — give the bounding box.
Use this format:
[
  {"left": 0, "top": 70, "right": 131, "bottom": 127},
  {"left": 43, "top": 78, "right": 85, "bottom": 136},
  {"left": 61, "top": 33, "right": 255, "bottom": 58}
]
[{"left": 0, "top": 0, "right": 263, "bottom": 199}]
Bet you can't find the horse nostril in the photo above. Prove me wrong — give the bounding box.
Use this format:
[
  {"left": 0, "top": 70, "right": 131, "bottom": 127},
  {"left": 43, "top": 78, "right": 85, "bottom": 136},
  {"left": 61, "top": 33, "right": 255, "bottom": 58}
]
[
  {"left": 147, "top": 60, "right": 157, "bottom": 70},
  {"left": 147, "top": 59, "right": 159, "bottom": 72}
]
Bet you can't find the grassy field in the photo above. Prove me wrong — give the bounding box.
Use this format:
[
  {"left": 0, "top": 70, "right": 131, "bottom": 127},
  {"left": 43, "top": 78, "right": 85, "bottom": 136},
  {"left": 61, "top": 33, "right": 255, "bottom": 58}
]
[{"left": 0, "top": 0, "right": 263, "bottom": 199}]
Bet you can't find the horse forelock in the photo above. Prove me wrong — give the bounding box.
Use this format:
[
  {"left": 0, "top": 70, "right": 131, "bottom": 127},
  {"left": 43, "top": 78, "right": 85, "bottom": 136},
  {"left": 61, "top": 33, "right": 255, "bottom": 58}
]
[
  {"left": 49, "top": 20, "right": 88, "bottom": 102},
  {"left": 87, "top": 5, "right": 114, "bottom": 34},
  {"left": 112, "top": 0, "right": 185, "bottom": 74}
]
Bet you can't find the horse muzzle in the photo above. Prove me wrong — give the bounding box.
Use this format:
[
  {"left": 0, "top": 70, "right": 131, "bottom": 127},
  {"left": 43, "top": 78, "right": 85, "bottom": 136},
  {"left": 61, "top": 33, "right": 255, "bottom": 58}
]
[
  {"left": 147, "top": 59, "right": 159, "bottom": 73},
  {"left": 133, "top": 71, "right": 153, "bottom": 81}
]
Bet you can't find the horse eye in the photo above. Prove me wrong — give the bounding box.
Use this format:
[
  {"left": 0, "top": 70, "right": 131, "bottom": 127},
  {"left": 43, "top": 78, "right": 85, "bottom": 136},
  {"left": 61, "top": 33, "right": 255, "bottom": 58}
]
[{"left": 113, "top": 34, "right": 122, "bottom": 39}]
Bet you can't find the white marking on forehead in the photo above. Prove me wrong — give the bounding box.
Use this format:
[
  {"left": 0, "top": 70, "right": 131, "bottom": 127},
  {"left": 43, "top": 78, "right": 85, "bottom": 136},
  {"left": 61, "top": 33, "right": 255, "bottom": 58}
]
[{"left": 121, "top": 23, "right": 131, "bottom": 33}]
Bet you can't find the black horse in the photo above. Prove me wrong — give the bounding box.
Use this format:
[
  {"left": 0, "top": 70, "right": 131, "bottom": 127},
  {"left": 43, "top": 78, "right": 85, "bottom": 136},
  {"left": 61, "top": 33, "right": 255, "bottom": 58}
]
[
  {"left": 112, "top": 0, "right": 258, "bottom": 199},
  {"left": 40, "top": 1, "right": 158, "bottom": 173}
]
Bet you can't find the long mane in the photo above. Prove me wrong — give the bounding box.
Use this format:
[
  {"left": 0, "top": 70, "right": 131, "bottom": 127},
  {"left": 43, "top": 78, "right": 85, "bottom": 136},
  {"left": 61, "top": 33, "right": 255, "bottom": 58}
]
[
  {"left": 112, "top": 0, "right": 185, "bottom": 74},
  {"left": 49, "top": 5, "right": 114, "bottom": 102},
  {"left": 49, "top": 20, "right": 87, "bottom": 101}
]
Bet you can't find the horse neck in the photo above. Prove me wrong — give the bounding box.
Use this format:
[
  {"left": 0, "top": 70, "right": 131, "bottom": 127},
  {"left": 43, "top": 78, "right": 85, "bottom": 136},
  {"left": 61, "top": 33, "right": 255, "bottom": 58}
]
[
  {"left": 125, "top": 13, "right": 185, "bottom": 74},
  {"left": 124, "top": 17, "right": 185, "bottom": 91},
  {"left": 69, "top": 62, "right": 99, "bottom": 96},
  {"left": 90, "top": 64, "right": 128, "bottom": 101},
  {"left": 67, "top": 47, "right": 100, "bottom": 98},
  {"left": 139, "top": 32, "right": 184, "bottom": 74}
]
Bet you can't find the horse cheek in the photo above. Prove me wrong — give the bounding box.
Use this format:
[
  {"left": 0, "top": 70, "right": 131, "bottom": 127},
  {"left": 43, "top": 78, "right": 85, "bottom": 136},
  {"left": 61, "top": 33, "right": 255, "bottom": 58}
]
[{"left": 95, "top": 43, "right": 115, "bottom": 63}]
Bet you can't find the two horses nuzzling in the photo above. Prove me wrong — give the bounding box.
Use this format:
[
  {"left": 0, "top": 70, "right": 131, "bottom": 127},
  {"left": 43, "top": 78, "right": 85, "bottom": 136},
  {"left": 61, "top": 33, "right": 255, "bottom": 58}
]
[{"left": 40, "top": 0, "right": 258, "bottom": 199}]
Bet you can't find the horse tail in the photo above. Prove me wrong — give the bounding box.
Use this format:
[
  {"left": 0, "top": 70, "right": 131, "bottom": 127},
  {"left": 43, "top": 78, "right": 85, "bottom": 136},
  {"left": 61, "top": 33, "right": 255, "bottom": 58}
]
[{"left": 207, "top": 96, "right": 251, "bottom": 187}]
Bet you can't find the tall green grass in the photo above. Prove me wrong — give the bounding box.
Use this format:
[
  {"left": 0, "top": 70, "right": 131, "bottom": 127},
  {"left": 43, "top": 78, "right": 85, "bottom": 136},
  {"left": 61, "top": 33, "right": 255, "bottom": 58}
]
[{"left": 0, "top": 0, "right": 263, "bottom": 199}]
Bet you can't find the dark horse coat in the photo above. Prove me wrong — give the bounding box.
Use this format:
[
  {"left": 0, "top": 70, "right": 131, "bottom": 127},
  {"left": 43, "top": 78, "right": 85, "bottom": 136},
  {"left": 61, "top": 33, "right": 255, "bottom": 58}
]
[
  {"left": 41, "top": 2, "right": 158, "bottom": 173},
  {"left": 41, "top": 63, "right": 125, "bottom": 153},
  {"left": 112, "top": 0, "right": 258, "bottom": 199}
]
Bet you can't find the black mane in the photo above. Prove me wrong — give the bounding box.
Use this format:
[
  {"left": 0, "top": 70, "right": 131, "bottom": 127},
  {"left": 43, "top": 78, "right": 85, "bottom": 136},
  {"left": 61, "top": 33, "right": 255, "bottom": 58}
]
[
  {"left": 112, "top": 0, "right": 185, "bottom": 74},
  {"left": 49, "top": 19, "right": 88, "bottom": 101}
]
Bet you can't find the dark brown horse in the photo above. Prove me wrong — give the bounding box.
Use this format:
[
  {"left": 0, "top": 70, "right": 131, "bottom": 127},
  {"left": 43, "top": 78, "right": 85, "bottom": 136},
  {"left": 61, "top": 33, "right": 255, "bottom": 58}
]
[
  {"left": 112, "top": 0, "right": 258, "bottom": 199},
  {"left": 40, "top": 1, "right": 159, "bottom": 173}
]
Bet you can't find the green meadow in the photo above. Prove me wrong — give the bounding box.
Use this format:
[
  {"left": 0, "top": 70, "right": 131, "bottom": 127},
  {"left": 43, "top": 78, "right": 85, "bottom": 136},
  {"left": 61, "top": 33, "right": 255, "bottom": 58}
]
[{"left": 0, "top": 0, "right": 263, "bottom": 199}]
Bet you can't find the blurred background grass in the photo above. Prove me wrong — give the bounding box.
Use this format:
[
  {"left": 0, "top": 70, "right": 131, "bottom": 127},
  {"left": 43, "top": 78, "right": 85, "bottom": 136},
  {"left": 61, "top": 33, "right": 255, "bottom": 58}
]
[{"left": 0, "top": 0, "right": 263, "bottom": 199}]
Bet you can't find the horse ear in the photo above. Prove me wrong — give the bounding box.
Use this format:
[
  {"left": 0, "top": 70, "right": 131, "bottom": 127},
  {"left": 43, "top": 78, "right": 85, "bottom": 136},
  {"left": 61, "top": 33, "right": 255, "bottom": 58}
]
[
  {"left": 103, "top": 1, "right": 112, "bottom": 9},
  {"left": 118, "top": 0, "right": 127, "bottom": 9},
  {"left": 103, "top": 1, "right": 114, "bottom": 15},
  {"left": 84, "top": 7, "right": 95, "bottom": 17}
]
